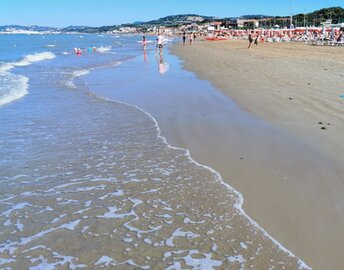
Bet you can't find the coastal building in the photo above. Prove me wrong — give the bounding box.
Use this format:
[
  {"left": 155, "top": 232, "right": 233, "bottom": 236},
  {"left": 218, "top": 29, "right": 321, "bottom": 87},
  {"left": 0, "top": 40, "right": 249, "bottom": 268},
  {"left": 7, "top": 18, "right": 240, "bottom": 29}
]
[{"left": 209, "top": 21, "right": 222, "bottom": 31}]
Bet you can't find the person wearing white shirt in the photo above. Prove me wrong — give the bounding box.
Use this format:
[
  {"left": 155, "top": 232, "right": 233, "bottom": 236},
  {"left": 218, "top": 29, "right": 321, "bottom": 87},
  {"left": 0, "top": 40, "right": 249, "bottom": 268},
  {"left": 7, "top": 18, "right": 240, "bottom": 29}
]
[{"left": 156, "top": 33, "right": 164, "bottom": 54}]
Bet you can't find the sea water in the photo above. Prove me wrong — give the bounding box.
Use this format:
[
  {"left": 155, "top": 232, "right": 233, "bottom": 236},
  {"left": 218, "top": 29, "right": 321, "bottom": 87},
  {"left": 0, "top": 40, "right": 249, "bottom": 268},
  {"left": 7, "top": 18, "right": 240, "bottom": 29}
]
[{"left": 0, "top": 34, "right": 310, "bottom": 269}]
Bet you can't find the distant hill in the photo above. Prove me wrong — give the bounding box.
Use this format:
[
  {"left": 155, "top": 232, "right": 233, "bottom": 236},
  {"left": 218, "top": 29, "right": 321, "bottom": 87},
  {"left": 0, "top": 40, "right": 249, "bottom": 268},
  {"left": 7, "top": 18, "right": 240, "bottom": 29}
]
[
  {"left": 0, "top": 25, "right": 56, "bottom": 32},
  {"left": 240, "top": 15, "right": 274, "bottom": 20},
  {"left": 1, "top": 7, "right": 343, "bottom": 33},
  {"left": 142, "top": 14, "right": 214, "bottom": 26},
  {"left": 62, "top": 26, "right": 92, "bottom": 31},
  {"left": 293, "top": 6, "right": 344, "bottom": 25},
  {"left": 62, "top": 25, "right": 99, "bottom": 33}
]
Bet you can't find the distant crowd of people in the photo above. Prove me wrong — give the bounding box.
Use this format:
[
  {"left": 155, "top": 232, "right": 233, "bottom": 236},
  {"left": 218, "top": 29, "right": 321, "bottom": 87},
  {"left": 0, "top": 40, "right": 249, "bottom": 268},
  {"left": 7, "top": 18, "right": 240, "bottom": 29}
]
[
  {"left": 182, "top": 32, "right": 198, "bottom": 45},
  {"left": 131, "top": 26, "right": 344, "bottom": 74},
  {"left": 175, "top": 27, "right": 344, "bottom": 48},
  {"left": 227, "top": 28, "right": 344, "bottom": 46}
]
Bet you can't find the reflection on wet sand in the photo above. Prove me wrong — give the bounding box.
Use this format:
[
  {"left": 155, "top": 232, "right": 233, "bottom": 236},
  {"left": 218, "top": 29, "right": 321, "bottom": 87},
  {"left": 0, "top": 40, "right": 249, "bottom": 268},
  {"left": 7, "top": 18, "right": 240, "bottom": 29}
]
[
  {"left": 156, "top": 52, "right": 170, "bottom": 74},
  {"left": 143, "top": 48, "right": 147, "bottom": 62}
]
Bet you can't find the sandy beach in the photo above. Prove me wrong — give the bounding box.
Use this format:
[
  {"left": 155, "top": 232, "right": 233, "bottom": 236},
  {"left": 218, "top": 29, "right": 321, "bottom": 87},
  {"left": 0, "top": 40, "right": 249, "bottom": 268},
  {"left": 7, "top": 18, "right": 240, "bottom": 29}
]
[
  {"left": 2, "top": 2, "right": 344, "bottom": 268},
  {"left": 171, "top": 40, "right": 344, "bottom": 269}
]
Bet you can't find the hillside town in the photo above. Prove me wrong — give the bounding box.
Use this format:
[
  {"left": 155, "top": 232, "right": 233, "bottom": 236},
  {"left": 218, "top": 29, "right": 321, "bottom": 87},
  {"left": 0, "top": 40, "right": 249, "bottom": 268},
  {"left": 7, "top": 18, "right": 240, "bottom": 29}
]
[
  {"left": 1, "top": 7, "right": 344, "bottom": 34},
  {"left": 1, "top": 7, "right": 344, "bottom": 45}
]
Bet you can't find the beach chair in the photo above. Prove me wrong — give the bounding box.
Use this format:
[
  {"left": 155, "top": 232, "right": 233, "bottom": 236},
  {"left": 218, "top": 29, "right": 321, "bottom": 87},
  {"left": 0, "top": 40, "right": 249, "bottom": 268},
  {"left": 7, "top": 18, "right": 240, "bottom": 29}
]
[
  {"left": 334, "top": 40, "right": 344, "bottom": 46},
  {"left": 328, "top": 39, "right": 342, "bottom": 46}
]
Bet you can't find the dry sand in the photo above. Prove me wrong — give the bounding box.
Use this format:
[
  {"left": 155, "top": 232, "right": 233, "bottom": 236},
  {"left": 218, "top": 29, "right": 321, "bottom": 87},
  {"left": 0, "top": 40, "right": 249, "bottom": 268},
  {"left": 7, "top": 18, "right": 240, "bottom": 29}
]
[{"left": 171, "top": 40, "right": 344, "bottom": 269}]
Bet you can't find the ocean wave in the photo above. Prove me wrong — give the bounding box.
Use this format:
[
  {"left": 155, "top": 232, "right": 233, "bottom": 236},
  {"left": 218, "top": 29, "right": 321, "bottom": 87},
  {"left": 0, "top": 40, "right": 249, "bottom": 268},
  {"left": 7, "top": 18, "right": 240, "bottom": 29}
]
[
  {"left": 96, "top": 46, "right": 112, "bottom": 53},
  {"left": 136, "top": 40, "right": 153, "bottom": 44},
  {"left": 0, "top": 52, "right": 56, "bottom": 73},
  {"left": 65, "top": 69, "right": 91, "bottom": 89},
  {"left": 65, "top": 61, "right": 122, "bottom": 89},
  {"left": 0, "top": 63, "right": 13, "bottom": 73},
  {"left": 0, "top": 73, "right": 29, "bottom": 106},
  {"left": 13, "top": 52, "right": 56, "bottom": 67},
  {"left": 72, "top": 69, "right": 90, "bottom": 78},
  {"left": 0, "top": 52, "right": 56, "bottom": 106}
]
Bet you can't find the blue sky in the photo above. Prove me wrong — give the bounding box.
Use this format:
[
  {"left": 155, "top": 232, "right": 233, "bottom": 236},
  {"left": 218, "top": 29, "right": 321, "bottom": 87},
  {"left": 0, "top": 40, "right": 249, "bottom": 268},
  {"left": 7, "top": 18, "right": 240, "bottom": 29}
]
[{"left": 0, "top": 0, "right": 342, "bottom": 27}]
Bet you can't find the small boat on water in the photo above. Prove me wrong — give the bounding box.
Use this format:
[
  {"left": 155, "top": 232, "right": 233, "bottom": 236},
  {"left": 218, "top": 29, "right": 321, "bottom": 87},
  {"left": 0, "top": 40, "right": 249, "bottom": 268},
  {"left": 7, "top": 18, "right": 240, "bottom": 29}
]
[{"left": 205, "top": 36, "right": 228, "bottom": 41}]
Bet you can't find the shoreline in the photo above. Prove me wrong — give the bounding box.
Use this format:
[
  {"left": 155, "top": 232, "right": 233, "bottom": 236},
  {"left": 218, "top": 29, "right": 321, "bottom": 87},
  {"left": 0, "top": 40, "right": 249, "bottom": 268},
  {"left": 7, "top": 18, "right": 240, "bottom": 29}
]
[
  {"left": 113, "top": 98, "right": 311, "bottom": 269},
  {"left": 79, "top": 47, "right": 312, "bottom": 268},
  {"left": 170, "top": 39, "right": 344, "bottom": 269}
]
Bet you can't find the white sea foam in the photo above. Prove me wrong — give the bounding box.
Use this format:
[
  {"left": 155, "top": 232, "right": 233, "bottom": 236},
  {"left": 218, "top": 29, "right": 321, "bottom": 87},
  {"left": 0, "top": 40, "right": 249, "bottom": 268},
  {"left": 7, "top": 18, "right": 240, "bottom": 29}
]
[
  {"left": 164, "top": 250, "right": 222, "bottom": 270},
  {"left": 0, "top": 52, "right": 56, "bottom": 107},
  {"left": 24, "top": 246, "right": 86, "bottom": 270},
  {"left": 94, "top": 96, "right": 312, "bottom": 269},
  {"left": 136, "top": 40, "right": 153, "bottom": 44},
  {"left": 2, "top": 202, "right": 31, "bottom": 220},
  {"left": 0, "top": 73, "right": 29, "bottom": 106},
  {"left": 183, "top": 250, "right": 222, "bottom": 269},
  {"left": 142, "top": 108, "right": 311, "bottom": 269},
  {"left": 28, "top": 256, "right": 55, "bottom": 270},
  {"left": 65, "top": 61, "right": 122, "bottom": 89},
  {"left": 50, "top": 214, "right": 67, "bottom": 224},
  {"left": 0, "top": 219, "right": 82, "bottom": 254},
  {"left": 228, "top": 254, "right": 246, "bottom": 263},
  {"left": 72, "top": 69, "right": 90, "bottom": 78},
  {"left": 94, "top": 256, "right": 116, "bottom": 266},
  {"left": 240, "top": 242, "right": 248, "bottom": 250},
  {"left": 0, "top": 258, "right": 16, "bottom": 265},
  {"left": 11, "top": 52, "right": 56, "bottom": 68},
  {"left": 96, "top": 46, "right": 112, "bottom": 53},
  {"left": 166, "top": 228, "right": 200, "bottom": 247},
  {"left": 65, "top": 69, "right": 90, "bottom": 89}
]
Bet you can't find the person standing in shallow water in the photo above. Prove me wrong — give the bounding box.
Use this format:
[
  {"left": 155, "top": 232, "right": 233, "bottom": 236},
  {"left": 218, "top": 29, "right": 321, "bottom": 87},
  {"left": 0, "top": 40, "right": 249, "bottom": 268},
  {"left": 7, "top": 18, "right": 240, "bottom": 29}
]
[
  {"left": 248, "top": 31, "right": 254, "bottom": 49},
  {"left": 182, "top": 32, "right": 186, "bottom": 45},
  {"left": 189, "top": 33, "right": 193, "bottom": 45},
  {"left": 142, "top": 35, "right": 147, "bottom": 49},
  {"left": 156, "top": 33, "right": 164, "bottom": 54}
]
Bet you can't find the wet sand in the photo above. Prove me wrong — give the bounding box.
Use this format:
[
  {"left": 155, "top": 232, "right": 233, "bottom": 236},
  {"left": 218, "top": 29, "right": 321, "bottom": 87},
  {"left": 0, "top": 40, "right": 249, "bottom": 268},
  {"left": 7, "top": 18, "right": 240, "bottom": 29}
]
[{"left": 171, "top": 40, "right": 344, "bottom": 269}]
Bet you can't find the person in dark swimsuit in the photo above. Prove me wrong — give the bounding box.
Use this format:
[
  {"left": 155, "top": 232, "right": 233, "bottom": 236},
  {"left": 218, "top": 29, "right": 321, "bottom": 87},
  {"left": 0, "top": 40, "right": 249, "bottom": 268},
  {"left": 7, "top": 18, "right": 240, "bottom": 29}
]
[
  {"left": 182, "top": 32, "right": 186, "bottom": 45},
  {"left": 254, "top": 35, "right": 259, "bottom": 46},
  {"left": 248, "top": 31, "right": 254, "bottom": 49}
]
